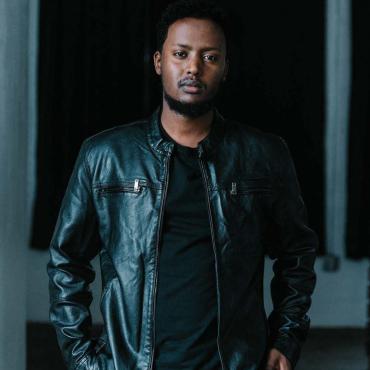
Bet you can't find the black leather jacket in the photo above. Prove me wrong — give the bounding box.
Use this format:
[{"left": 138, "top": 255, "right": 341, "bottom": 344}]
[{"left": 47, "top": 107, "right": 318, "bottom": 370}]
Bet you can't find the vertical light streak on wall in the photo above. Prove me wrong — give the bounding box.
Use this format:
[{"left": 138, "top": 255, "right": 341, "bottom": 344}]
[
  {"left": 325, "top": 0, "right": 352, "bottom": 259},
  {"left": 0, "top": 1, "right": 30, "bottom": 369},
  {"left": 27, "top": 1, "right": 39, "bottom": 233}
]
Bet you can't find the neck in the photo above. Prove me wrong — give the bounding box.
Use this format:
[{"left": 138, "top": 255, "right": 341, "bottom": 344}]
[{"left": 160, "top": 100, "right": 214, "bottom": 148}]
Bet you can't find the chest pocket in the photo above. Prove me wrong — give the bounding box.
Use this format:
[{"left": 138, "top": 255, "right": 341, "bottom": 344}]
[
  {"left": 93, "top": 177, "right": 161, "bottom": 225},
  {"left": 93, "top": 178, "right": 162, "bottom": 255},
  {"left": 212, "top": 177, "right": 274, "bottom": 256},
  {"left": 93, "top": 177, "right": 162, "bottom": 220},
  {"left": 94, "top": 178, "right": 161, "bottom": 196},
  {"left": 216, "top": 177, "right": 274, "bottom": 230},
  {"left": 227, "top": 177, "right": 273, "bottom": 196}
]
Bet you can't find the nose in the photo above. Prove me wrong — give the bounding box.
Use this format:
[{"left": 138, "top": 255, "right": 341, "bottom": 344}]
[{"left": 186, "top": 55, "right": 202, "bottom": 77}]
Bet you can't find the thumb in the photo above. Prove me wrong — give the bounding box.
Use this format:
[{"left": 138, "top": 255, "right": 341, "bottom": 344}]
[{"left": 265, "top": 348, "right": 279, "bottom": 370}]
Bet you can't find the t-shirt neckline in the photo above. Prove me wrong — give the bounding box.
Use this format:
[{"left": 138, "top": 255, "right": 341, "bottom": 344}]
[{"left": 159, "top": 120, "right": 205, "bottom": 157}]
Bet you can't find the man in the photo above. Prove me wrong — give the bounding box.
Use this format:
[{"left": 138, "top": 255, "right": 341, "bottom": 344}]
[{"left": 47, "top": 1, "right": 318, "bottom": 369}]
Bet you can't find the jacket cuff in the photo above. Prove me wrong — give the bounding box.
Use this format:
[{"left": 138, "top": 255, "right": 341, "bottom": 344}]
[{"left": 269, "top": 334, "right": 301, "bottom": 369}]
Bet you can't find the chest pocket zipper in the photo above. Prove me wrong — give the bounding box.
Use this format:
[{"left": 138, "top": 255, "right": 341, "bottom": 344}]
[
  {"left": 229, "top": 178, "right": 273, "bottom": 195},
  {"left": 95, "top": 178, "right": 154, "bottom": 195}
]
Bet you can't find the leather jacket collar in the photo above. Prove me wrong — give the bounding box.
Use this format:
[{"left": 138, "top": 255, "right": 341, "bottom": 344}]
[{"left": 147, "top": 106, "right": 227, "bottom": 159}]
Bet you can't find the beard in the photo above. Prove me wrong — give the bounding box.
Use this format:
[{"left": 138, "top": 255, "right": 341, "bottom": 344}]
[
  {"left": 163, "top": 84, "right": 220, "bottom": 118},
  {"left": 163, "top": 91, "right": 215, "bottom": 118}
]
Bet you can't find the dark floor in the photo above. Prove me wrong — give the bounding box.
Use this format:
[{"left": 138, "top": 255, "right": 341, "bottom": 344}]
[
  {"left": 27, "top": 323, "right": 368, "bottom": 370},
  {"left": 296, "top": 328, "right": 367, "bottom": 370}
]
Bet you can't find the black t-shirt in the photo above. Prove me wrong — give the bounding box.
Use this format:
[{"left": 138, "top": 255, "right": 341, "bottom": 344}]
[{"left": 154, "top": 121, "right": 221, "bottom": 370}]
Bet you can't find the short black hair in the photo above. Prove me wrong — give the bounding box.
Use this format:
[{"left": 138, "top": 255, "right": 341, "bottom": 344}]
[{"left": 156, "top": 0, "right": 230, "bottom": 53}]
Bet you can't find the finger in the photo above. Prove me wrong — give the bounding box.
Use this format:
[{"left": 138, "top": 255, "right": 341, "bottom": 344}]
[
  {"left": 279, "top": 358, "right": 292, "bottom": 370},
  {"left": 278, "top": 360, "right": 291, "bottom": 370}
]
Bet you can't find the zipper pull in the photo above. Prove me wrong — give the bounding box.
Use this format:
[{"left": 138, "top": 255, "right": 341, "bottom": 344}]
[
  {"left": 230, "top": 182, "right": 237, "bottom": 195},
  {"left": 134, "top": 179, "right": 141, "bottom": 193}
]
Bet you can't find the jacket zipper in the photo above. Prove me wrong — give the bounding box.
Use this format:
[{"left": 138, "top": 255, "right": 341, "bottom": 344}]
[
  {"left": 198, "top": 156, "right": 226, "bottom": 370},
  {"left": 148, "top": 149, "right": 172, "bottom": 370},
  {"left": 96, "top": 179, "right": 143, "bottom": 194}
]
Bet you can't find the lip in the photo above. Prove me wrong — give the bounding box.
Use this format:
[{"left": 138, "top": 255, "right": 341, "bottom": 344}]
[{"left": 182, "top": 85, "right": 203, "bottom": 94}]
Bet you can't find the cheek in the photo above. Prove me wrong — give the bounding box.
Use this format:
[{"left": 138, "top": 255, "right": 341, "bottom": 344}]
[
  {"left": 162, "top": 67, "right": 179, "bottom": 91},
  {"left": 212, "top": 67, "right": 226, "bottom": 81},
  {"left": 206, "top": 72, "right": 224, "bottom": 91}
]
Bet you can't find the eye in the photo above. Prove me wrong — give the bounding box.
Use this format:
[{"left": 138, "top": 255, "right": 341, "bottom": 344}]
[
  {"left": 203, "top": 54, "right": 218, "bottom": 62},
  {"left": 174, "top": 50, "right": 187, "bottom": 58}
]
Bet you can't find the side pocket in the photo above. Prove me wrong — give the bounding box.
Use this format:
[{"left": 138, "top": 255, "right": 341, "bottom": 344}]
[
  {"left": 93, "top": 331, "right": 115, "bottom": 370},
  {"left": 94, "top": 336, "right": 107, "bottom": 355},
  {"left": 100, "top": 275, "right": 119, "bottom": 307},
  {"left": 74, "top": 337, "right": 110, "bottom": 370},
  {"left": 74, "top": 352, "right": 91, "bottom": 370}
]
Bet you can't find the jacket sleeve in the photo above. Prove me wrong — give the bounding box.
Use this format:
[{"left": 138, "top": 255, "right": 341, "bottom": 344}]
[
  {"left": 47, "top": 140, "right": 101, "bottom": 370},
  {"left": 266, "top": 136, "right": 318, "bottom": 369}
]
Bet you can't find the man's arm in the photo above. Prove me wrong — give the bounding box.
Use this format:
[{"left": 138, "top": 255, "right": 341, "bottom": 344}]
[
  {"left": 266, "top": 136, "right": 318, "bottom": 369},
  {"left": 47, "top": 140, "right": 101, "bottom": 370}
]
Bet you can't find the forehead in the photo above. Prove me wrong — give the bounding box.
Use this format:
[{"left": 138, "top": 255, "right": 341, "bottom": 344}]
[{"left": 165, "top": 17, "right": 226, "bottom": 51}]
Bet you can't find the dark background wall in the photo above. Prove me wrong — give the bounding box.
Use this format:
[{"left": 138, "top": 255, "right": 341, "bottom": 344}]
[
  {"left": 31, "top": 0, "right": 326, "bottom": 254},
  {"left": 347, "top": 1, "right": 370, "bottom": 259}
]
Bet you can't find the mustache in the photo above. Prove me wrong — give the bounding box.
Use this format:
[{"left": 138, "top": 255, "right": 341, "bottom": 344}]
[{"left": 178, "top": 78, "right": 206, "bottom": 89}]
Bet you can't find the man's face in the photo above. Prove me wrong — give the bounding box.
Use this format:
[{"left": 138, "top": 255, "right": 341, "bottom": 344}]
[{"left": 154, "top": 17, "right": 228, "bottom": 115}]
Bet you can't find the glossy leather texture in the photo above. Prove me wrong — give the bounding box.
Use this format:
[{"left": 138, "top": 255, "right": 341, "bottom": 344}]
[{"left": 47, "top": 107, "right": 318, "bottom": 370}]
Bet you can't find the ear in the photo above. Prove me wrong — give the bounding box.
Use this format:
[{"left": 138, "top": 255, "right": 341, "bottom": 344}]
[
  {"left": 222, "top": 58, "right": 229, "bottom": 81},
  {"left": 153, "top": 51, "right": 162, "bottom": 76}
]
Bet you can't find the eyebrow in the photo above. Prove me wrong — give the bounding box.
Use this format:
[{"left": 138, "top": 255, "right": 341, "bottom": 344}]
[{"left": 173, "top": 43, "right": 222, "bottom": 52}]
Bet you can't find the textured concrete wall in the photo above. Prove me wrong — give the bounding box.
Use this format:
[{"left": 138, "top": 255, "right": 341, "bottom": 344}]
[{"left": 0, "top": 0, "right": 30, "bottom": 369}]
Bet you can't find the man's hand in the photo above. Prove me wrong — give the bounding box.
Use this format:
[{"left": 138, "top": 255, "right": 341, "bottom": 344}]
[{"left": 265, "top": 348, "right": 292, "bottom": 370}]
